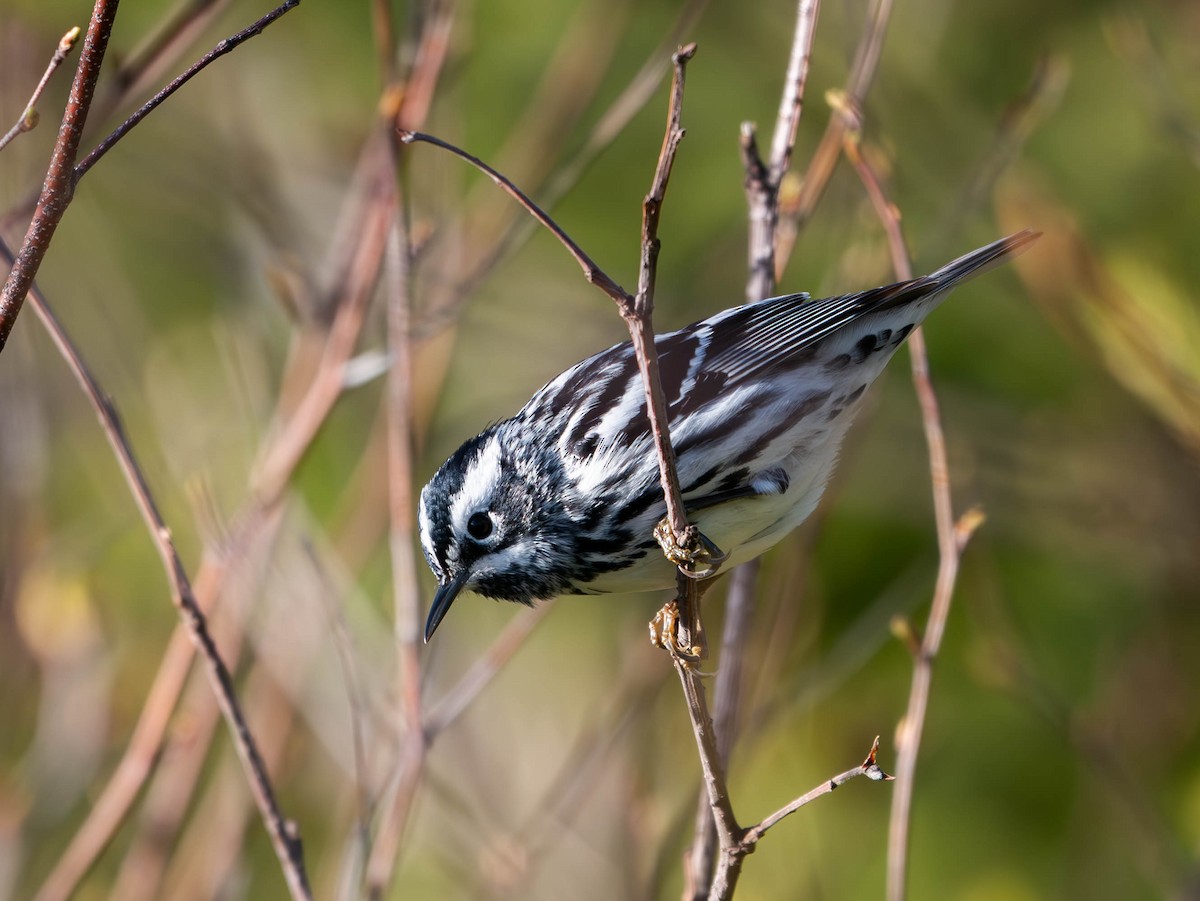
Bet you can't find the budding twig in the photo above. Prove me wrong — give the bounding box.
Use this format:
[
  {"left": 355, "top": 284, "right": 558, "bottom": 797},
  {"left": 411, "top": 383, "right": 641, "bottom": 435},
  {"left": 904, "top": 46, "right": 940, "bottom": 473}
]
[{"left": 0, "top": 27, "right": 80, "bottom": 154}]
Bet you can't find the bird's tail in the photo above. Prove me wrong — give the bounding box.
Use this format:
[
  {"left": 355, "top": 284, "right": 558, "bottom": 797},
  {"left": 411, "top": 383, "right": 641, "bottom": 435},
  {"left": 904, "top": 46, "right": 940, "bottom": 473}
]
[{"left": 931, "top": 229, "right": 1041, "bottom": 287}]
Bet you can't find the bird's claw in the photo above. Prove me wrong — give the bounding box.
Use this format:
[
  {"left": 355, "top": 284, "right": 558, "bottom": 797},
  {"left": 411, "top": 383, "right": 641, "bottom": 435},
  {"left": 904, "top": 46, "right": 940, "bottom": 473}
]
[
  {"left": 653, "top": 519, "right": 728, "bottom": 579},
  {"left": 649, "top": 600, "right": 703, "bottom": 662}
]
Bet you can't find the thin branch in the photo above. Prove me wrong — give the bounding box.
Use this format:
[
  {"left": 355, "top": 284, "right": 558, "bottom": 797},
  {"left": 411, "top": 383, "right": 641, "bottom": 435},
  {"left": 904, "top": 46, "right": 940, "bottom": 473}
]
[
  {"left": 705, "top": 739, "right": 892, "bottom": 898},
  {"left": 0, "top": 241, "right": 312, "bottom": 899},
  {"left": 403, "top": 45, "right": 762, "bottom": 900},
  {"left": 398, "top": 130, "right": 629, "bottom": 305},
  {"left": 402, "top": 45, "right": 705, "bottom": 586},
  {"left": 0, "top": 27, "right": 81, "bottom": 153},
  {"left": 0, "top": 0, "right": 117, "bottom": 355},
  {"left": 628, "top": 42, "right": 698, "bottom": 554},
  {"left": 767, "top": 0, "right": 821, "bottom": 184},
  {"left": 841, "top": 135, "right": 986, "bottom": 901},
  {"left": 357, "top": 14, "right": 457, "bottom": 891},
  {"left": 776, "top": 0, "right": 894, "bottom": 273},
  {"left": 0, "top": 0, "right": 235, "bottom": 232},
  {"left": 414, "top": 0, "right": 708, "bottom": 338},
  {"left": 73, "top": 0, "right": 302, "bottom": 182},
  {"left": 33, "top": 625, "right": 196, "bottom": 901},
  {"left": 740, "top": 738, "right": 893, "bottom": 848}
]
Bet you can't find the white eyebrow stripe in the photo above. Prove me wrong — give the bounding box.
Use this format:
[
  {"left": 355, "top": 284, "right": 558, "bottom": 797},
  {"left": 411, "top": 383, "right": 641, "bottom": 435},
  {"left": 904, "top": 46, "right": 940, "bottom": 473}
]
[{"left": 449, "top": 436, "right": 504, "bottom": 537}]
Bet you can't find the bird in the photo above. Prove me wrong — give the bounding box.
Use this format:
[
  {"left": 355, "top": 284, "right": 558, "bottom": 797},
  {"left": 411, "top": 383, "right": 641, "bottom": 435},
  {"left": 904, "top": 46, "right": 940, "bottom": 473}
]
[{"left": 418, "top": 230, "right": 1039, "bottom": 641}]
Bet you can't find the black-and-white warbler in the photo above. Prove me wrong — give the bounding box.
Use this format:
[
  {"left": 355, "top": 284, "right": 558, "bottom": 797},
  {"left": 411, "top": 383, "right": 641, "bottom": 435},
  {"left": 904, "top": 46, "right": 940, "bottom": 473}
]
[{"left": 419, "top": 231, "right": 1039, "bottom": 640}]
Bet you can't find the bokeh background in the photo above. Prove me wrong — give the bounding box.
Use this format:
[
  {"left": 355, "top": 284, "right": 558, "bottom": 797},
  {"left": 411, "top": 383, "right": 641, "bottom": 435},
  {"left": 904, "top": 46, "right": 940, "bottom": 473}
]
[{"left": 2, "top": 0, "right": 1199, "bottom": 899}]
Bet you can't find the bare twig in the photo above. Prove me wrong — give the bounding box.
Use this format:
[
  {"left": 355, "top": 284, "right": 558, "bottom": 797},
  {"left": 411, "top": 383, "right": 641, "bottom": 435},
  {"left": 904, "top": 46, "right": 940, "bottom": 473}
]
[
  {"left": 398, "top": 131, "right": 630, "bottom": 307},
  {"left": 35, "top": 136, "right": 393, "bottom": 897},
  {"left": 0, "top": 240, "right": 312, "bottom": 899},
  {"left": 740, "top": 738, "right": 893, "bottom": 847},
  {"left": 109, "top": 523, "right": 281, "bottom": 901},
  {"left": 73, "top": 0, "right": 302, "bottom": 182},
  {"left": 0, "top": 27, "right": 81, "bottom": 153},
  {"left": 777, "top": 0, "right": 894, "bottom": 271},
  {"left": 629, "top": 43, "right": 699, "bottom": 566},
  {"left": 704, "top": 739, "right": 892, "bottom": 897},
  {"left": 842, "top": 134, "right": 987, "bottom": 901},
  {"left": 743, "top": 0, "right": 821, "bottom": 302},
  {"left": 0, "top": 0, "right": 234, "bottom": 232},
  {"left": 0, "top": 0, "right": 116, "bottom": 355},
  {"left": 402, "top": 45, "right": 703, "bottom": 586},
  {"left": 402, "top": 45, "right": 787, "bottom": 901},
  {"left": 415, "top": 0, "right": 708, "bottom": 338},
  {"left": 33, "top": 625, "right": 197, "bottom": 901},
  {"left": 356, "top": 15, "right": 457, "bottom": 892}
]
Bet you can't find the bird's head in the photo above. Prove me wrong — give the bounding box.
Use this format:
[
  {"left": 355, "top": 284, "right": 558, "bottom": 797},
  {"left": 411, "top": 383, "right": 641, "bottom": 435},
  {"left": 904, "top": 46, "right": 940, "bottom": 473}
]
[{"left": 418, "top": 424, "right": 575, "bottom": 641}]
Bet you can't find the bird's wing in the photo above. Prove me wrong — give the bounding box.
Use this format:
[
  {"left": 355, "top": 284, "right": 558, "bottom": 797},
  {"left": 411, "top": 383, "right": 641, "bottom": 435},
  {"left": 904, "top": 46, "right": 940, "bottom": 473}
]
[
  {"left": 529, "top": 231, "right": 1038, "bottom": 457},
  {"left": 667, "top": 229, "right": 1039, "bottom": 397}
]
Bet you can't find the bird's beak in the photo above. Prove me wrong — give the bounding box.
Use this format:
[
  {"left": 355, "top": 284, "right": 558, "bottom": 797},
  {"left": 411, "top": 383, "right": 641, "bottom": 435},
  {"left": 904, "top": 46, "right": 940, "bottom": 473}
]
[{"left": 424, "top": 573, "right": 468, "bottom": 642}]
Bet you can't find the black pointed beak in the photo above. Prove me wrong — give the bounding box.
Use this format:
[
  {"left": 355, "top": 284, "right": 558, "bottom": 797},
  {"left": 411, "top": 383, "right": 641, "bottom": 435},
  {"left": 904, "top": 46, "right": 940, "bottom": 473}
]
[{"left": 425, "top": 573, "right": 468, "bottom": 642}]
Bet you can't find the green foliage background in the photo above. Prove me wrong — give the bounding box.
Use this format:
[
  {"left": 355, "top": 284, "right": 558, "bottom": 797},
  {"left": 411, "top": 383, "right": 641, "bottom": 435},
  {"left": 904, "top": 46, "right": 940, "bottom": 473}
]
[{"left": 1, "top": 0, "right": 1198, "bottom": 898}]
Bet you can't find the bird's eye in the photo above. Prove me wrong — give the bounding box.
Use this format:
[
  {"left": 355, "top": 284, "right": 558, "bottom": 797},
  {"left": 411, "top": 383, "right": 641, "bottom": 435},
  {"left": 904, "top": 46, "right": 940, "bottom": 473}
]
[{"left": 466, "top": 511, "right": 493, "bottom": 540}]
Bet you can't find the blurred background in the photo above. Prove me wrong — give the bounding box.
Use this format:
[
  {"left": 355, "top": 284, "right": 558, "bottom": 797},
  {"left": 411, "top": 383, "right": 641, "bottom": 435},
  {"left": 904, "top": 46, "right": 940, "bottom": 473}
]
[{"left": 1, "top": 0, "right": 1198, "bottom": 898}]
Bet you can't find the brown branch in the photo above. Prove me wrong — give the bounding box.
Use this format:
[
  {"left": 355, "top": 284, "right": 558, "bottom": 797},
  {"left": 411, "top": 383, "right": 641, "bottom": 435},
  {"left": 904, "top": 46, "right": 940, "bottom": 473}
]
[
  {"left": 401, "top": 45, "right": 775, "bottom": 900},
  {"left": 842, "top": 135, "right": 986, "bottom": 901},
  {"left": 0, "top": 27, "right": 81, "bottom": 153},
  {"left": 402, "top": 45, "right": 704, "bottom": 579},
  {"left": 0, "top": 240, "right": 312, "bottom": 898},
  {"left": 628, "top": 42, "right": 698, "bottom": 554},
  {"left": 0, "top": 0, "right": 116, "bottom": 355},
  {"left": 36, "top": 133, "right": 393, "bottom": 896},
  {"left": 33, "top": 625, "right": 196, "bottom": 901}
]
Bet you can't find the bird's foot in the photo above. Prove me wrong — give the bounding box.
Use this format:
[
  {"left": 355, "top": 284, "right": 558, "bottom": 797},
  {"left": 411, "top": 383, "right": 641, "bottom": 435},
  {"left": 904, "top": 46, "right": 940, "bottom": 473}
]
[
  {"left": 653, "top": 519, "right": 728, "bottom": 579},
  {"left": 649, "top": 600, "right": 703, "bottom": 662}
]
